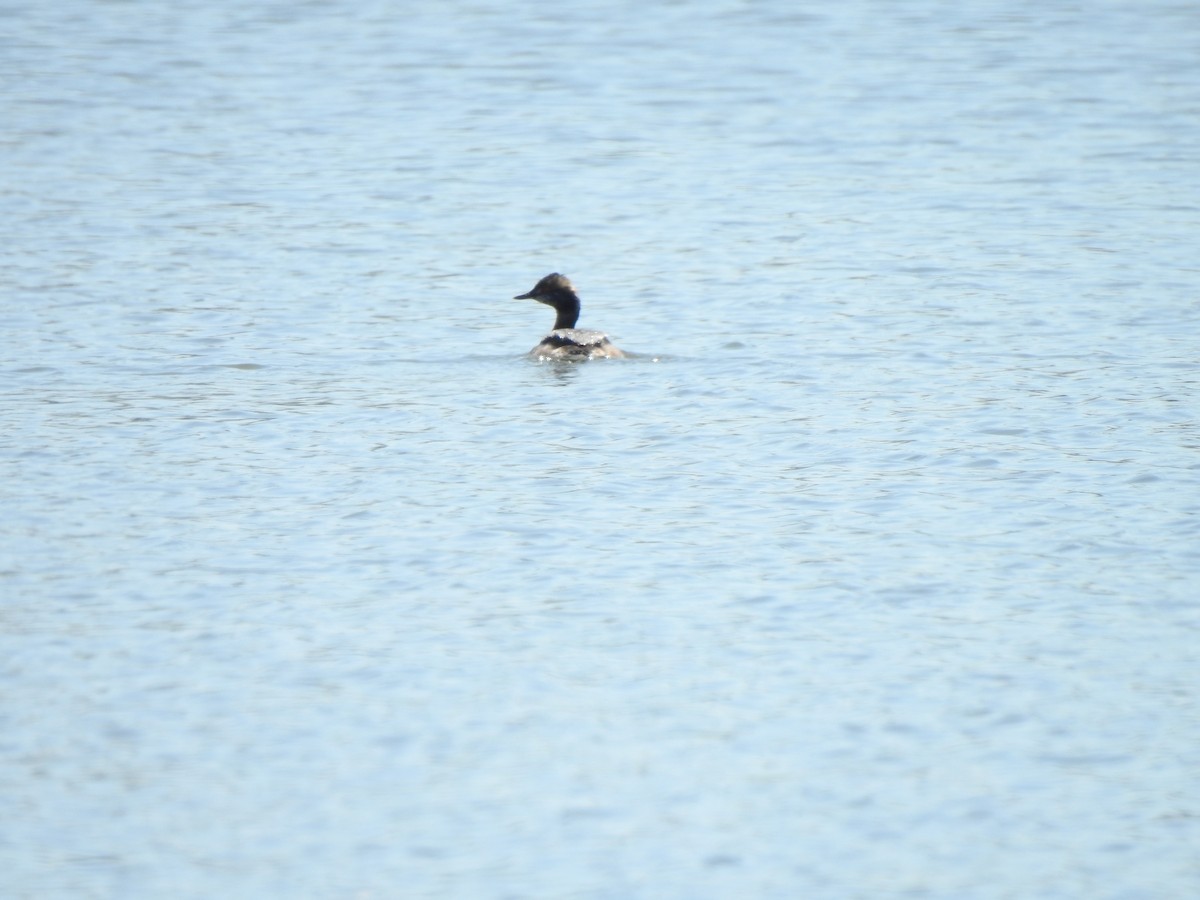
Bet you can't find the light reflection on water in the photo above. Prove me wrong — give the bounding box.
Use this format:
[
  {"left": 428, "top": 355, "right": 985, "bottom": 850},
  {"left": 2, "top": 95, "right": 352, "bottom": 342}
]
[{"left": 3, "top": 0, "right": 1199, "bottom": 897}]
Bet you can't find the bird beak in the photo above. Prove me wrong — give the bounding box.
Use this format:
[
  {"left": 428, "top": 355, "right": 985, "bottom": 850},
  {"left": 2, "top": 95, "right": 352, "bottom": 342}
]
[{"left": 513, "top": 290, "right": 535, "bottom": 300}]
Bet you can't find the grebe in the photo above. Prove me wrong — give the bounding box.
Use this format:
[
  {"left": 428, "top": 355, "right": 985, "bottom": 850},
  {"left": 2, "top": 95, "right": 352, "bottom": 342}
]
[{"left": 514, "top": 273, "right": 626, "bottom": 360}]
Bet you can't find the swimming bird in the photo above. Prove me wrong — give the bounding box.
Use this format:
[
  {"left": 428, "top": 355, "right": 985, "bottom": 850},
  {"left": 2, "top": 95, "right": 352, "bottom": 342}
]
[{"left": 514, "top": 273, "right": 626, "bottom": 360}]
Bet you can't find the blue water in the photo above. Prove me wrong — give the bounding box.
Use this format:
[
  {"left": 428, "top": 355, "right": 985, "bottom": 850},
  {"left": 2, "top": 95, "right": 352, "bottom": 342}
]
[{"left": 3, "top": 1, "right": 1199, "bottom": 897}]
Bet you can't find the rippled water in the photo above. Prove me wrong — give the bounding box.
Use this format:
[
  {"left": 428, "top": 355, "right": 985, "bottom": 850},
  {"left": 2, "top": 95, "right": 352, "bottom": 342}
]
[{"left": 3, "top": 1, "right": 1199, "bottom": 897}]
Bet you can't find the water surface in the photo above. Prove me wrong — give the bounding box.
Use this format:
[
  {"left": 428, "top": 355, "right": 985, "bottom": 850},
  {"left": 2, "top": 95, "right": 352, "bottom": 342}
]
[{"left": 3, "top": 1, "right": 1199, "bottom": 897}]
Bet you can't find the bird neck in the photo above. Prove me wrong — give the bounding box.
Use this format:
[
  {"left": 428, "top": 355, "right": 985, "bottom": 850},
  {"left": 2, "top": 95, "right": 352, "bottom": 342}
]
[{"left": 552, "top": 294, "right": 580, "bottom": 330}]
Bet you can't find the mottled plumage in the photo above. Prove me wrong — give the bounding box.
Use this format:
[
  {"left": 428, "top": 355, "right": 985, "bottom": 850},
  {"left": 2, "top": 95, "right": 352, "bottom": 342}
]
[{"left": 514, "top": 273, "right": 626, "bottom": 360}]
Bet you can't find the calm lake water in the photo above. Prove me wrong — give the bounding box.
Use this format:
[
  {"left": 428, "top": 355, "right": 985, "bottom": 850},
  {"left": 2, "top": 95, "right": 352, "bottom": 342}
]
[{"left": 3, "top": 0, "right": 1199, "bottom": 897}]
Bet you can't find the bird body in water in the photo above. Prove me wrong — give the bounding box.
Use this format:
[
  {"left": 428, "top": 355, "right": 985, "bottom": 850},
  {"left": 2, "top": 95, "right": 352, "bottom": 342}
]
[{"left": 514, "top": 273, "right": 626, "bottom": 360}]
